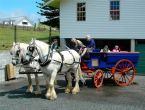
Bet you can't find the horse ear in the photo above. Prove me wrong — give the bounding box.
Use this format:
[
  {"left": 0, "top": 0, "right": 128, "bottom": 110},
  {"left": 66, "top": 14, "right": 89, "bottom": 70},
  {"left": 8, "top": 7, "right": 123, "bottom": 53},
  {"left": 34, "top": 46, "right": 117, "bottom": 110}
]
[
  {"left": 31, "top": 38, "right": 34, "bottom": 42},
  {"left": 18, "top": 43, "right": 21, "bottom": 49},
  {"left": 13, "top": 42, "right": 15, "bottom": 46}
]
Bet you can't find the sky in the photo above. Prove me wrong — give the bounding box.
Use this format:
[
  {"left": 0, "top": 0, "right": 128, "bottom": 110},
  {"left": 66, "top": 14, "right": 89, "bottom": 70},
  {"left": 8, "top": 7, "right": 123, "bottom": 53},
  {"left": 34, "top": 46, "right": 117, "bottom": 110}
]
[{"left": 0, "top": 0, "right": 45, "bottom": 23}]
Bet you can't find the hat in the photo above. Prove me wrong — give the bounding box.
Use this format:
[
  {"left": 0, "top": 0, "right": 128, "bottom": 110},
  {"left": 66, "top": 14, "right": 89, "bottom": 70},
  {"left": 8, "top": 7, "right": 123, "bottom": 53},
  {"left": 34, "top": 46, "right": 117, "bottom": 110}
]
[
  {"left": 86, "top": 35, "right": 91, "bottom": 40},
  {"left": 71, "top": 38, "right": 76, "bottom": 42}
]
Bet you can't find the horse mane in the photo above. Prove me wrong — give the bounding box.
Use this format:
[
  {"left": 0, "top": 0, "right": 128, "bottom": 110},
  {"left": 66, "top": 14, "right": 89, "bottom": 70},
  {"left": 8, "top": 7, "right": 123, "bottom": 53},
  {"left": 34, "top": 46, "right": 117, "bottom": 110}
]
[
  {"left": 34, "top": 40, "right": 50, "bottom": 55},
  {"left": 18, "top": 43, "right": 28, "bottom": 51}
]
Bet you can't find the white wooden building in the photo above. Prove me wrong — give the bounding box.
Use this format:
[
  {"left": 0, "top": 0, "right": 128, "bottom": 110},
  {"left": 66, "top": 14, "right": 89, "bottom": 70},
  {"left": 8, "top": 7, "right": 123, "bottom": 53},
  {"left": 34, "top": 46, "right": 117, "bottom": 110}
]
[
  {"left": 46, "top": 0, "right": 145, "bottom": 74},
  {"left": 1, "top": 16, "right": 33, "bottom": 27}
]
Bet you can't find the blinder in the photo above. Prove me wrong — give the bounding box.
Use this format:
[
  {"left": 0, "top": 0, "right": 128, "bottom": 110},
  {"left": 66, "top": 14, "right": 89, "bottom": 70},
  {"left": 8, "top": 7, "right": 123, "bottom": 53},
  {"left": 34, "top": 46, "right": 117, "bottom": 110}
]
[
  {"left": 16, "top": 49, "right": 20, "bottom": 56},
  {"left": 28, "top": 46, "right": 35, "bottom": 52},
  {"left": 26, "top": 45, "right": 36, "bottom": 62}
]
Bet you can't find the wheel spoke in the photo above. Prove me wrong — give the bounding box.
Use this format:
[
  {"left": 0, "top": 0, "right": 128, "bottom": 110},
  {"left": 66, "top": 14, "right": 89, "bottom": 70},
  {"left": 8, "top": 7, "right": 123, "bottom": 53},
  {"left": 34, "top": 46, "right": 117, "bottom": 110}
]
[
  {"left": 123, "top": 75, "right": 126, "bottom": 83},
  {"left": 115, "top": 72, "right": 122, "bottom": 81},
  {"left": 126, "top": 70, "right": 133, "bottom": 77},
  {"left": 125, "top": 75, "right": 130, "bottom": 82},
  {"left": 117, "top": 75, "right": 122, "bottom": 81}
]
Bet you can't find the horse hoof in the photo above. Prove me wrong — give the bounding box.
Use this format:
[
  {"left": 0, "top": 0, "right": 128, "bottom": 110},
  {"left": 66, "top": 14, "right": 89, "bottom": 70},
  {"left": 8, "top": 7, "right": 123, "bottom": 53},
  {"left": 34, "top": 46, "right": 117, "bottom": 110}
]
[
  {"left": 65, "top": 89, "right": 71, "bottom": 94},
  {"left": 45, "top": 94, "right": 51, "bottom": 99},
  {"left": 72, "top": 91, "right": 79, "bottom": 94},
  {"left": 26, "top": 89, "right": 33, "bottom": 93},
  {"left": 72, "top": 89, "right": 80, "bottom": 94},
  {"left": 48, "top": 96, "right": 57, "bottom": 100},
  {"left": 34, "top": 91, "right": 41, "bottom": 95},
  {"left": 65, "top": 91, "right": 69, "bottom": 94}
]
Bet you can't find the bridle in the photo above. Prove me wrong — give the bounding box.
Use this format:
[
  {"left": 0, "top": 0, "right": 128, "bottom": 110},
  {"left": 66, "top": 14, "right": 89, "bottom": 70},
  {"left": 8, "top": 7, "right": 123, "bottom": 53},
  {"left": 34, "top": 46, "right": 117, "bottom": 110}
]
[{"left": 27, "top": 42, "right": 52, "bottom": 66}]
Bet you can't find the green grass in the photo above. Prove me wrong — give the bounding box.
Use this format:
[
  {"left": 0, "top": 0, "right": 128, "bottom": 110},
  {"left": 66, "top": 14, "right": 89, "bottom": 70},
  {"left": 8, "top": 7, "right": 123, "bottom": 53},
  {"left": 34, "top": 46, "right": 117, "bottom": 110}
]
[{"left": 0, "top": 26, "right": 59, "bottom": 50}]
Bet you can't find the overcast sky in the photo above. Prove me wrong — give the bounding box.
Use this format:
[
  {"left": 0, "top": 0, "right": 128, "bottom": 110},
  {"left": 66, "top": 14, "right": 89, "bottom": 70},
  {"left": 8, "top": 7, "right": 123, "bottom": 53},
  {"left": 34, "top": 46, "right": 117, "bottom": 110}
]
[{"left": 0, "top": 0, "right": 45, "bottom": 23}]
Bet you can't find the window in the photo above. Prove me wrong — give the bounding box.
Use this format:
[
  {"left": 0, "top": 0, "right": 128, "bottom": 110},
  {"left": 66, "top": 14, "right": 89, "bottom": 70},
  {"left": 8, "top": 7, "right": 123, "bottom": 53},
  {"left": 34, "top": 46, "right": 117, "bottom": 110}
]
[
  {"left": 77, "top": 3, "right": 86, "bottom": 21},
  {"left": 110, "top": 0, "right": 120, "bottom": 20},
  {"left": 22, "top": 22, "right": 28, "bottom": 25}
]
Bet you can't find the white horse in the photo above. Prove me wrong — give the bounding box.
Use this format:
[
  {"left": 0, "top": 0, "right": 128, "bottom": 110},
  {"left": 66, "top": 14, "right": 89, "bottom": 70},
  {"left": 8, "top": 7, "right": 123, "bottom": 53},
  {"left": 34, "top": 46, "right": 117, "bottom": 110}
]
[
  {"left": 10, "top": 42, "right": 41, "bottom": 95},
  {"left": 26, "top": 39, "right": 83, "bottom": 100}
]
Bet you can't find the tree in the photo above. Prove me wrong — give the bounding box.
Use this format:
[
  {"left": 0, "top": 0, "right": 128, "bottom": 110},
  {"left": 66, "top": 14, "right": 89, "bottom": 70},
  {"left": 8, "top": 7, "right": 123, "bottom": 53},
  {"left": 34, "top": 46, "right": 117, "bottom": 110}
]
[{"left": 36, "top": 0, "right": 59, "bottom": 28}]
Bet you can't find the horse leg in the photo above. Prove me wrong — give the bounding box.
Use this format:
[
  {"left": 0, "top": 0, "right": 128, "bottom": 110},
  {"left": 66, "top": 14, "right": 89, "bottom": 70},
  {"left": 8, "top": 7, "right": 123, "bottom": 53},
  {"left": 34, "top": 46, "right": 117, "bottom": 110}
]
[
  {"left": 65, "top": 72, "right": 72, "bottom": 94},
  {"left": 34, "top": 74, "right": 41, "bottom": 95},
  {"left": 26, "top": 74, "right": 33, "bottom": 93},
  {"left": 43, "top": 74, "right": 49, "bottom": 90},
  {"left": 45, "top": 76, "right": 51, "bottom": 99},
  {"left": 72, "top": 67, "right": 80, "bottom": 94},
  {"left": 46, "top": 70, "right": 57, "bottom": 100}
]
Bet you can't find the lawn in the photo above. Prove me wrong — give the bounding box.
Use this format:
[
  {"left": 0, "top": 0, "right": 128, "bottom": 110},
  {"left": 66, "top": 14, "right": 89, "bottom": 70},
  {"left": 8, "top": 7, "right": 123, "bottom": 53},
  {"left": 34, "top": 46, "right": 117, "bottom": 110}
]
[{"left": 0, "top": 26, "right": 59, "bottom": 50}]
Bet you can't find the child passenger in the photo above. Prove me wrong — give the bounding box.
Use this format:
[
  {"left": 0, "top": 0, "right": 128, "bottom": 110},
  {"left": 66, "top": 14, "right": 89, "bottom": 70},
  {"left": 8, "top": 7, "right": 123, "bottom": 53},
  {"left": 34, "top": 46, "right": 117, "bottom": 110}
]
[
  {"left": 100, "top": 45, "right": 111, "bottom": 52},
  {"left": 112, "top": 45, "right": 120, "bottom": 52}
]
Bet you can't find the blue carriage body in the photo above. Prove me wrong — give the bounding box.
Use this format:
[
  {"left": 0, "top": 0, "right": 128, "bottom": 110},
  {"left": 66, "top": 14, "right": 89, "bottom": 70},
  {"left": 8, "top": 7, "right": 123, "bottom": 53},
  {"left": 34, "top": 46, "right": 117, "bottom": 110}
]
[
  {"left": 83, "top": 51, "right": 140, "bottom": 69},
  {"left": 81, "top": 50, "right": 140, "bottom": 87}
]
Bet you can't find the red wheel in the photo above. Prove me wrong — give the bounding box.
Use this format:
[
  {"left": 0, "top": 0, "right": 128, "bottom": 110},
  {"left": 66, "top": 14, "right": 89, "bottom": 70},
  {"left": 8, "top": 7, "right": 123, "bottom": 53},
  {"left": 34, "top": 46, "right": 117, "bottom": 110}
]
[
  {"left": 113, "top": 59, "right": 135, "bottom": 86},
  {"left": 94, "top": 69, "right": 104, "bottom": 88}
]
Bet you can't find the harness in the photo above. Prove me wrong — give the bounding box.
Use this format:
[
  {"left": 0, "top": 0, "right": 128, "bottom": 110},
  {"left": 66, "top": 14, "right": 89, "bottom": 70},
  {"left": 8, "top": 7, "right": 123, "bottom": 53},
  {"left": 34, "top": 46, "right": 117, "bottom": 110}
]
[
  {"left": 38, "top": 49, "right": 80, "bottom": 73},
  {"left": 21, "top": 57, "right": 30, "bottom": 65},
  {"left": 37, "top": 45, "right": 51, "bottom": 67},
  {"left": 54, "top": 51, "right": 64, "bottom": 72}
]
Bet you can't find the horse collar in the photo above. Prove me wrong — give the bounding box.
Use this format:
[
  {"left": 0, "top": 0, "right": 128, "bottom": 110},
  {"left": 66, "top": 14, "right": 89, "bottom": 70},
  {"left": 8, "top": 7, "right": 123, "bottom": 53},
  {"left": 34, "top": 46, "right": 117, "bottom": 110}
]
[{"left": 39, "top": 59, "right": 51, "bottom": 67}]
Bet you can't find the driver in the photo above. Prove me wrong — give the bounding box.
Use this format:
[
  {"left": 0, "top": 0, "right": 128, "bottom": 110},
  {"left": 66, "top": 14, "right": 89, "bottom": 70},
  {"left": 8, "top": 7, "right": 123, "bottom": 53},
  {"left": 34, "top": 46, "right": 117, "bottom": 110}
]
[{"left": 71, "top": 38, "right": 87, "bottom": 57}]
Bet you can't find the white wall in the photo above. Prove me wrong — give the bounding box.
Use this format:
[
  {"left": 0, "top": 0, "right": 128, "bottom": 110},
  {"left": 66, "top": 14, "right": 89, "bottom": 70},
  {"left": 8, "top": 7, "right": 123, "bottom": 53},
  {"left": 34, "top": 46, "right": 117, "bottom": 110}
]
[{"left": 60, "top": 0, "right": 145, "bottom": 39}]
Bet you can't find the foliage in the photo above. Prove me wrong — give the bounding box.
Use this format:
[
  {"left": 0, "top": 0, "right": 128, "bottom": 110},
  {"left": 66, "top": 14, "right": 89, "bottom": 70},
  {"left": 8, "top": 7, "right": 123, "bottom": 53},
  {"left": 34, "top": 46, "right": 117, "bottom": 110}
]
[{"left": 36, "top": 0, "right": 59, "bottom": 28}]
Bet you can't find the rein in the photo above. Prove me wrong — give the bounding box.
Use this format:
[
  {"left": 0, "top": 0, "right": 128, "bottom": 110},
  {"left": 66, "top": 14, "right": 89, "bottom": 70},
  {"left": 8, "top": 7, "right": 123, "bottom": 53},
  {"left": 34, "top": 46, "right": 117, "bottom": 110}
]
[{"left": 32, "top": 43, "right": 52, "bottom": 67}]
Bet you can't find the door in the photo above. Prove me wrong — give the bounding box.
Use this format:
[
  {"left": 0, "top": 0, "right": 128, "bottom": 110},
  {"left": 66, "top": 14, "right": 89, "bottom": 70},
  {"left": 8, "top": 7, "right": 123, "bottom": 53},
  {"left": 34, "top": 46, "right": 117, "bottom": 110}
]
[{"left": 135, "top": 40, "right": 145, "bottom": 75}]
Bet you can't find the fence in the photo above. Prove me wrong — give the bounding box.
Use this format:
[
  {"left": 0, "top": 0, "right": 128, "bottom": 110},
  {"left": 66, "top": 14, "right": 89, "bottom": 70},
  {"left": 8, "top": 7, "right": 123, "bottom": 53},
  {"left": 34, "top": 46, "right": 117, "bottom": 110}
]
[{"left": 0, "top": 24, "right": 59, "bottom": 50}]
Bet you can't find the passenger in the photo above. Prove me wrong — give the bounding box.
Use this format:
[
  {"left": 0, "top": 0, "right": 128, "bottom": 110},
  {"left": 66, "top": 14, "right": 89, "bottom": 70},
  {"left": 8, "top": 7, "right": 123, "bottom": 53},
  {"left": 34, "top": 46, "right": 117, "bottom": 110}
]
[
  {"left": 86, "top": 35, "right": 96, "bottom": 52},
  {"left": 112, "top": 45, "right": 120, "bottom": 52},
  {"left": 100, "top": 45, "right": 111, "bottom": 52}
]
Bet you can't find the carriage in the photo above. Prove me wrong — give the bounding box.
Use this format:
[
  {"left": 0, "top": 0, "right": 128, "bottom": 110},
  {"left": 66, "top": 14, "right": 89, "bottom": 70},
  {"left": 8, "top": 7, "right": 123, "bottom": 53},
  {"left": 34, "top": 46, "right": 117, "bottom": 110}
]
[{"left": 80, "top": 50, "right": 140, "bottom": 88}]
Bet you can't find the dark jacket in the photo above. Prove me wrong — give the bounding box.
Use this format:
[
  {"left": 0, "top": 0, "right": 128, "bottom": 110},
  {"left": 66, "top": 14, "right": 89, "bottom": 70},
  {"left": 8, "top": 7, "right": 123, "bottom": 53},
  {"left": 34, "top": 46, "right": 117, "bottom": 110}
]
[{"left": 87, "top": 38, "right": 96, "bottom": 49}]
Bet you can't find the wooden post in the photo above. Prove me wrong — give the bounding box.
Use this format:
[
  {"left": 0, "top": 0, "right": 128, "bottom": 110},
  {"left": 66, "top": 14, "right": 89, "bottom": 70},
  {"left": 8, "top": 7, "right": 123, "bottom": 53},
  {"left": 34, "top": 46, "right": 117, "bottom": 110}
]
[
  {"left": 131, "top": 39, "right": 135, "bottom": 52},
  {"left": 14, "top": 25, "right": 17, "bottom": 43},
  {"left": 49, "top": 26, "right": 52, "bottom": 43}
]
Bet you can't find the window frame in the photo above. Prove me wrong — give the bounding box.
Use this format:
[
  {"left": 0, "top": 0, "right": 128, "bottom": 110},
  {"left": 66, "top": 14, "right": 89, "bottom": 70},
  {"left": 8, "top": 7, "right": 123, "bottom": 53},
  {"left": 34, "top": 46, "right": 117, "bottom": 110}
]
[
  {"left": 77, "top": 2, "right": 86, "bottom": 21},
  {"left": 110, "top": 0, "right": 120, "bottom": 21}
]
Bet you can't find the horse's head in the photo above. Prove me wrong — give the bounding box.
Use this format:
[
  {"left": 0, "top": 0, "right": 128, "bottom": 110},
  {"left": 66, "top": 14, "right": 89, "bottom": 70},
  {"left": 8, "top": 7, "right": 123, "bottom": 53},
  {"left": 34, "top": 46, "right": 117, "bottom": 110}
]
[
  {"left": 26, "top": 39, "right": 37, "bottom": 62},
  {"left": 27, "top": 39, "right": 51, "bottom": 63},
  {"left": 10, "top": 42, "right": 21, "bottom": 65},
  {"left": 10, "top": 42, "right": 31, "bottom": 65}
]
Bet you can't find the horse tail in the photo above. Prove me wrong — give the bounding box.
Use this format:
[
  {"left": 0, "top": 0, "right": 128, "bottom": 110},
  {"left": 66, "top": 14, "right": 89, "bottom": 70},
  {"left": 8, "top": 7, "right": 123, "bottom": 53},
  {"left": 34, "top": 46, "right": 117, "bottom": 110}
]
[{"left": 78, "top": 64, "right": 86, "bottom": 85}]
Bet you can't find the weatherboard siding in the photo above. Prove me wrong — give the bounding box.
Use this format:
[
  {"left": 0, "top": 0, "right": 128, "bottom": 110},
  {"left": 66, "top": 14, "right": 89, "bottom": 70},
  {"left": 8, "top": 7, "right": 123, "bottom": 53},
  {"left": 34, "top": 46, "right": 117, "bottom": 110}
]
[{"left": 60, "top": 0, "right": 145, "bottom": 39}]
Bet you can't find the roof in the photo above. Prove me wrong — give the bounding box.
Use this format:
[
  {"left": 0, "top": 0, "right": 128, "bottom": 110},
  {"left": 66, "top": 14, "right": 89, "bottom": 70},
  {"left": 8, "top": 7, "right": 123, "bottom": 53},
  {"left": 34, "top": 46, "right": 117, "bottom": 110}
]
[
  {"left": 44, "top": 0, "right": 60, "bottom": 8},
  {"left": 0, "top": 16, "right": 33, "bottom": 26}
]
